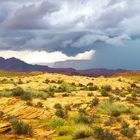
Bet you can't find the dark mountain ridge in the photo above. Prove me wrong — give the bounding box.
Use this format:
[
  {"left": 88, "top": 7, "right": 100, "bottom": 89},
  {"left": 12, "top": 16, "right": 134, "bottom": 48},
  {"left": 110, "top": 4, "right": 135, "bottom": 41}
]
[{"left": 0, "top": 57, "right": 134, "bottom": 77}]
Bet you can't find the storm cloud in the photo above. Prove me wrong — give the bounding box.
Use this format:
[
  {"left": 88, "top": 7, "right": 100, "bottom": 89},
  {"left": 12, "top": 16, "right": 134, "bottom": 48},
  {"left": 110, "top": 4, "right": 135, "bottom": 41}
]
[{"left": 0, "top": 0, "right": 140, "bottom": 68}]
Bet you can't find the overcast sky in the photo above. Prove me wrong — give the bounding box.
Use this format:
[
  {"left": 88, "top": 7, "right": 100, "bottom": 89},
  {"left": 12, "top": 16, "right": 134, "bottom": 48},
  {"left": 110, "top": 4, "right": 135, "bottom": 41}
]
[{"left": 0, "top": 0, "right": 140, "bottom": 69}]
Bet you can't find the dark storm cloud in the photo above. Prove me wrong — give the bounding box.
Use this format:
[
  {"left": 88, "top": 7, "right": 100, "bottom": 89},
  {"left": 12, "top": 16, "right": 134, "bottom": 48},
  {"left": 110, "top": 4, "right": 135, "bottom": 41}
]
[
  {"left": 0, "top": 0, "right": 140, "bottom": 57},
  {"left": 1, "top": 1, "right": 59, "bottom": 29}
]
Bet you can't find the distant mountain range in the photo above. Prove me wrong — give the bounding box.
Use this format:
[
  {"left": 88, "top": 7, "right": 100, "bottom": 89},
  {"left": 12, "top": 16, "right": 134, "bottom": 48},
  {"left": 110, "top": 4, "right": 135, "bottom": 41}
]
[
  {"left": 0, "top": 57, "right": 136, "bottom": 77},
  {"left": 35, "top": 60, "right": 88, "bottom": 69}
]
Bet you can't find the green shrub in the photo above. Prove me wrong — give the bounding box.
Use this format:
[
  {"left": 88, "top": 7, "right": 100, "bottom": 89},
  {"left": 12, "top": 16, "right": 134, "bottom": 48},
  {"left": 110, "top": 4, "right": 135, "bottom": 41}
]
[
  {"left": 64, "top": 104, "right": 71, "bottom": 111},
  {"left": 62, "top": 93, "right": 69, "bottom": 97},
  {"left": 35, "top": 102, "right": 43, "bottom": 108},
  {"left": 20, "top": 92, "right": 32, "bottom": 101},
  {"left": 103, "top": 129, "right": 117, "bottom": 140},
  {"left": 0, "top": 78, "right": 15, "bottom": 84},
  {"left": 90, "top": 97, "right": 99, "bottom": 106},
  {"left": 26, "top": 101, "right": 33, "bottom": 106},
  {"left": 111, "top": 110, "right": 121, "bottom": 117},
  {"left": 46, "top": 86, "right": 55, "bottom": 97},
  {"left": 12, "top": 120, "right": 33, "bottom": 135},
  {"left": 43, "top": 117, "right": 65, "bottom": 128},
  {"left": 78, "top": 108, "right": 86, "bottom": 114},
  {"left": 94, "top": 127, "right": 117, "bottom": 140},
  {"left": 131, "top": 83, "right": 137, "bottom": 88},
  {"left": 54, "top": 103, "right": 62, "bottom": 109},
  {"left": 126, "top": 96, "right": 137, "bottom": 102},
  {"left": 131, "top": 115, "right": 139, "bottom": 120},
  {"left": 72, "top": 113, "right": 91, "bottom": 124},
  {"left": 97, "top": 100, "right": 132, "bottom": 116},
  {"left": 88, "top": 85, "right": 99, "bottom": 91},
  {"left": 100, "top": 89, "right": 109, "bottom": 97},
  {"left": 58, "top": 82, "right": 76, "bottom": 92},
  {"left": 12, "top": 87, "right": 33, "bottom": 100},
  {"left": 55, "top": 109, "right": 65, "bottom": 118},
  {"left": 87, "top": 82, "right": 93, "bottom": 86},
  {"left": 87, "top": 92, "right": 94, "bottom": 97},
  {"left": 121, "top": 120, "right": 129, "bottom": 129},
  {"left": 57, "top": 126, "right": 74, "bottom": 136},
  {"left": 12, "top": 87, "right": 25, "bottom": 96},
  {"left": 101, "top": 85, "right": 112, "bottom": 91},
  {"left": 104, "top": 118, "right": 113, "bottom": 126},
  {"left": 44, "top": 79, "right": 50, "bottom": 84},
  {"left": 84, "top": 85, "right": 98, "bottom": 91},
  {"left": 94, "top": 126, "right": 104, "bottom": 138},
  {"left": 78, "top": 83, "right": 84, "bottom": 87},
  {"left": 73, "top": 125, "right": 93, "bottom": 139},
  {"left": 120, "top": 127, "right": 136, "bottom": 137},
  {"left": 6, "top": 114, "right": 16, "bottom": 122},
  {"left": 57, "top": 80, "right": 64, "bottom": 84},
  {"left": 17, "top": 79, "right": 24, "bottom": 84}
]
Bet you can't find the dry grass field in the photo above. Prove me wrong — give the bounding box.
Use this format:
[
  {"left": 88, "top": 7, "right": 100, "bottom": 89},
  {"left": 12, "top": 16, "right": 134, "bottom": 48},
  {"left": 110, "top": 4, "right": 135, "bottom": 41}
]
[{"left": 0, "top": 71, "right": 140, "bottom": 140}]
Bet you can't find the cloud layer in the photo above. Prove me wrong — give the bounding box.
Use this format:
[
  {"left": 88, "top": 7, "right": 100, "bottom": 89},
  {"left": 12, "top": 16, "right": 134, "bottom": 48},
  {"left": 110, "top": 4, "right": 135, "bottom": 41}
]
[
  {"left": 0, "top": 50, "right": 95, "bottom": 63},
  {"left": 0, "top": 0, "right": 140, "bottom": 68}
]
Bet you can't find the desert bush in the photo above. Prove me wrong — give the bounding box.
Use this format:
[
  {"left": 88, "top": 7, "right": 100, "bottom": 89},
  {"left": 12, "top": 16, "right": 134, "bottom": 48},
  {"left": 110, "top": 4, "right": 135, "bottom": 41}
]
[
  {"left": 0, "top": 90, "right": 13, "bottom": 97},
  {"left": 97, "top": 100, "right": 132, "bottom": 116},
  {"left": 90, "top": 97, "right": 99, "bottom": 106},
  {"left": 0, "top": 111, "right": 4, "bottom": 117},
  {"left": 111, "top": 110, "right": 121, "bottom": 117},
  {"left": 20, "top": 92, "right": 32, "bottom": 101},
  {"left": 6, "top": 114, "right": 16, "bottom": 122},
  {"left": 94, "top": 127, "right": 117, "bottom": 140},
  {"left": 17, "top": 79, "right": 24, "bottom": 84},
  {"left": 78, "top": 83, "right": 84, "bottom": 87},
  {"left": 84, "top": 85, "right": 98, "bottom": 91},
  {"left": 87, "top": 82, "right": 93, "bottom": 86},
  {"left": 128, "top": 87, "right": 140, "bottom": 95},
  {"left": 58, "top": 82, "right": 76, "bottom": 92},
  {"left": 73, "top": 113, "right": 91, "bottom": 124},
  {"left": 12, "top": 87, "right": 25, "bottom": 96},
  {"left": 87, "top": 92, "right": 94, "bottom": 97},
  {"left": 113, "top": 88, "right": 121, "bottom": 95},
  {"left": 11, "top": 120, "right": 33, "bottom": 135},
  {"left": 103, "top": 129, "right": 117, "bottom": 140},
  {"left": 120, "top": 127, "right": 136, "bottom": 137},
  {"left": 0, "top": 78, "right": 15, "bottom": 84},
  {"left": 88, "top": 85, "right": 99, "bottom": 91},
  {"left": 62, "top": 93, "right": 69, "bottom": 97},
  {"left": 44, "top": 79, "right": 50, "bottom": 84},
  {"left": 12, "top": 87, "right": 33, "bottom": 100},
  {"left": 126, "top": 95, "right": 137, "bottom": 102},
  {"left": 118, "top": 78, "right": 122, "bottom": 82},
  {"left": 35, "top": 102, "right": 43, "bottom": 108},
  {"left": 101, "top": 85, "right": 112, "bottom": 92},
  {"left": 94, "top": 126, "right": 104, "bottom": 139},
  {"left": 54, "top": 103, "right": 62, "bottom": 109},
  {"left": 72, "top": 125, "right": 93, "bottom": 139},
  {"left": 57, "top": 126, "right": 74, "bottom": 136},
  {"left": 130, "top": 115, "right": 139, "bottom": 120},
  {"left": 26, "top": 101, "right": 33, "bottom": 106},
  {"left": 104, "top": 118, "right": 114, "bottom": 126},
  {"left": 131, "top": 83, "right": 137, "bottom": 88},
  {"left": 57, "top": 80, "right": 64, "bottom": 84},
  {"left": 55, "top": 109, "right": 65, "bottom": 118},
  {"left": 43, "top": 86, "right": 56, "bottom": 97},
  {"left": 64, "top": 104, "right": 71, "bottom": 111},
  {"left": 100, "top": 89, "right": 109, "bottom": 97},
  {"left": 121, "top": 120, "right": 129, "bottom": 129}
]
